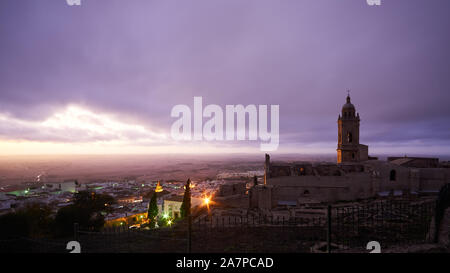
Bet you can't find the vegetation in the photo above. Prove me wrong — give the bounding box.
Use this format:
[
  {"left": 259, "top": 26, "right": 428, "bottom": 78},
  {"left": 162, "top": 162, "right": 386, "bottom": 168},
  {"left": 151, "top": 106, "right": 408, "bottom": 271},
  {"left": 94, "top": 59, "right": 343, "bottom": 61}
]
[
  {"left": 147, "top": 192, "right": 158, "bottom": 227},
  {"left": 54, "top": 191, "right": 115, "bottom": 236},
  {"left": 180, "top": 178, "right": 191, "bottom": 218},
  {"left": 157, "top": 214, "right": 173, "bottom": 228},
  {"left": 0, "top": 190, "right": 116, "bottom": 239},
  {"left": 253, "top": 175, "right": 258, "bottom": 186}
]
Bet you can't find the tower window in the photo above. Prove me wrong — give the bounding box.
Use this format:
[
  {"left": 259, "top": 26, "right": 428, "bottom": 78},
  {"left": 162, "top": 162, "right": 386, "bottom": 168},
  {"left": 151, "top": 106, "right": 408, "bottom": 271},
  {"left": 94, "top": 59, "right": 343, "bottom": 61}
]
[
  {"left": 303, "top": 190, "right": 310, "bottom": 195},
  {"left": 390, "top": 170, "right": 396, "bottom": 181},
  {"left": 347, "top": 132, "right": 353, "bottom": 143},
  {"left": 352, "top": 153, "right": 355, "bottom": 159}
]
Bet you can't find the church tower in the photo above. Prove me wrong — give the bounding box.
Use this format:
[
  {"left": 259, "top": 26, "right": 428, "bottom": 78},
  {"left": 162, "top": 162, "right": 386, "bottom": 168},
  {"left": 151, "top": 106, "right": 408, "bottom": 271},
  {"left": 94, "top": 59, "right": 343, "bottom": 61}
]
[{"left": 337, "top": 93, "right": 367, "bottom": 163}]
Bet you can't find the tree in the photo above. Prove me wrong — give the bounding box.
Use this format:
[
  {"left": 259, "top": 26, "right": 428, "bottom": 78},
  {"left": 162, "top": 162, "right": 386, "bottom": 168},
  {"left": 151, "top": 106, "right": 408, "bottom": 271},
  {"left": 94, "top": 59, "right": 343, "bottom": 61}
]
[
  {"left": 253, "top": 175, "right": 258, "bottom": 187},
  {"left": 180, "top": 178, "right": 191, "bottom": 218},
  {"left": 157, "top": 215, "right": 171, "bottom": 228},
  {"left": 147, "top": 192, "right": 158, "bottom": 221},
  {"left": 73, "top": 190, "right": 115, "bottom": 213},
  {"left": 54, "top": 204, "right": 104, "bottom": 237},
  {"left": 54, "top": 191, "right": 114, "bottom": 236}
]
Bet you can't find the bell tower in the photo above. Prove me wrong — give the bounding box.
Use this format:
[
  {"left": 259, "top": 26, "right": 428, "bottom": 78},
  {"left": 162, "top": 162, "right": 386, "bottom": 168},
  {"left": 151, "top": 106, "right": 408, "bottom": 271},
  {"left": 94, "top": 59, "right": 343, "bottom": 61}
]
[{"left": 337, "top": 93, "right": 361, "bottom": 163}]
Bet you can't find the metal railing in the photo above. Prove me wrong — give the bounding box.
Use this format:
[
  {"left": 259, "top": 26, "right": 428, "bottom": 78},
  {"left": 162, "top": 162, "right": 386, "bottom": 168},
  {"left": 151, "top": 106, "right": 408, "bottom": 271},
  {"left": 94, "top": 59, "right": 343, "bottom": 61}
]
[{"left": 0, "top": 198, "right": 437, "bottom": 253}]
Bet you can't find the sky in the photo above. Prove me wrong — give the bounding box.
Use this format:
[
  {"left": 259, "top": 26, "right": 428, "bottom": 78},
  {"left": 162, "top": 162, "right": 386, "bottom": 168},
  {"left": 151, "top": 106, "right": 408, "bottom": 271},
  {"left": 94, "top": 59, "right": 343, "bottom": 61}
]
[{"left": 0, "top": 0, "right": 449, "bottom": 156}]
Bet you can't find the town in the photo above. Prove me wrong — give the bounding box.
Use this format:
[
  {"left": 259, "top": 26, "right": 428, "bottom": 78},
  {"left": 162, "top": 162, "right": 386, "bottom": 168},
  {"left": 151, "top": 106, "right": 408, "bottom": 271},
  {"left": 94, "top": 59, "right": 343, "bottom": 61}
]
[{"left": 0, "top": 169, "right": 262, "bottom": 229}]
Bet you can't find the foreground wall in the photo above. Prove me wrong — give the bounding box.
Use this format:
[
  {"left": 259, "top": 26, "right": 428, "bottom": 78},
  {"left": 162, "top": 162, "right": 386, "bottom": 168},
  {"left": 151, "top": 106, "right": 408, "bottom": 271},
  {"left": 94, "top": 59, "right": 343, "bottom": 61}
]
[
  {"left": 251, "top": 158, "right": 450, "bottom": 209},
  {"left": 268, "top": 173, "right": 373, "bottom": 203}
]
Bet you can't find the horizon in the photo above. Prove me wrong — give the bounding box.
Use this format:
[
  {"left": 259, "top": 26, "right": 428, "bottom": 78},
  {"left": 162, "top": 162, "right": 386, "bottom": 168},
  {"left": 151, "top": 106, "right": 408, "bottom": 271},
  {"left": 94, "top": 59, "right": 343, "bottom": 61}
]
[{"left": 1, "top": 152, "right": 450, "bottom": 161}]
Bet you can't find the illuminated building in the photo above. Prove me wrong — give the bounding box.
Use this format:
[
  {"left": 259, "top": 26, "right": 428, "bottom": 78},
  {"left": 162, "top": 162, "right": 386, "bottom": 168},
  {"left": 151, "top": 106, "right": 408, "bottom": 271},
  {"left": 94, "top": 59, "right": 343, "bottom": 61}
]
[{"left": 155, "top": 181, "right": 163, "bottom": 193}]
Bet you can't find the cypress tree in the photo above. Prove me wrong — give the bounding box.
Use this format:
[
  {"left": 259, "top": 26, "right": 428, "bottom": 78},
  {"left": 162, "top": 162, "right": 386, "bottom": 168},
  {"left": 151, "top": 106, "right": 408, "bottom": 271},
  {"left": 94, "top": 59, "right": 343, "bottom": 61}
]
[
  {"left": 147, "top": 192, "right": 158, "bottom": 221},
  {"left": 253, "top": 175, "right": 258, "bottom": 187},
  {"left": 180, "top": 178, "right": 191, "bottom": 218}
]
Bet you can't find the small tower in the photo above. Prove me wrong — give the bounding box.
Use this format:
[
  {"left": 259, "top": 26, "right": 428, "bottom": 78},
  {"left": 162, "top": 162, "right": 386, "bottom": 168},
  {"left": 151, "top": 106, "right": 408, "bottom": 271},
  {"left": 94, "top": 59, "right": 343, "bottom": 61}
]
[
  {"left": 337, "top": 93, "right": 364, "bottom": 163},
  {"left": 155, "top": 181, "right": 163, "bottom": 192}
]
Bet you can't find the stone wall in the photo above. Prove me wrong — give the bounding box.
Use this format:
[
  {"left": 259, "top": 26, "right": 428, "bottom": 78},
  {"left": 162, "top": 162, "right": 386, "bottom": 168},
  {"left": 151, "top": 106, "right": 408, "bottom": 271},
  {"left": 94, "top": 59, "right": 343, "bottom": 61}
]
[
  {"left": 253, "top": 157, "right": 450, "bottom": 209},
  {"left": 419, "top": 168, "right": 450, "bottom": 192},
  {"left": 217, "top": 183, "right": 246, "bottom": 197},
  {"left": 267, "top": 173, "right": 373, "bottom": 203}
]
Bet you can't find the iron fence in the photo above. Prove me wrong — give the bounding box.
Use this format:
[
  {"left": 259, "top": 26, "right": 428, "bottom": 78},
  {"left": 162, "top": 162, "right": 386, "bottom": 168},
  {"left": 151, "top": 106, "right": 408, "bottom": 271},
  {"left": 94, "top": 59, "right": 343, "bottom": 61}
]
[
  {"left": 0, "top": 236, "right": 68, "bottom": 253},
  {"left": 0, "top": 198, "right": 437, "bottom": 253},
  {"left": 332, "top": 199, "right": 435, "bottom": 249}
]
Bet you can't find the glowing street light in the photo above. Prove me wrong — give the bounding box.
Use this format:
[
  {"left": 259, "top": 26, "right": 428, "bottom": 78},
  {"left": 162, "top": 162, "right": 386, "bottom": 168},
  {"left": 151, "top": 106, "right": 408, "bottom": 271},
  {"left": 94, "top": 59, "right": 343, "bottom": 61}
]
[{"left": 203, "top": 195, "right": 212, "bottom": 214}]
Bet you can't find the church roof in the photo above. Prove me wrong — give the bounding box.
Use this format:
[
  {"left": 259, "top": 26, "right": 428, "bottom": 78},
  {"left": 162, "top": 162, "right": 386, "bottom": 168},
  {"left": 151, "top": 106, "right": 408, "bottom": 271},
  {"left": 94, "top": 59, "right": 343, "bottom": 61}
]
[
  {"left": 390, "top": 158, "right": 415, "bottom": 166},
  {"left": 342, "top": 94, "right": 355, "bottom": 110},
  {"left": 342, "top": 102, "right": 355, "bottom": 110},
  {"left": 143, "top": 189, "right": 170, "bottom": 199}
]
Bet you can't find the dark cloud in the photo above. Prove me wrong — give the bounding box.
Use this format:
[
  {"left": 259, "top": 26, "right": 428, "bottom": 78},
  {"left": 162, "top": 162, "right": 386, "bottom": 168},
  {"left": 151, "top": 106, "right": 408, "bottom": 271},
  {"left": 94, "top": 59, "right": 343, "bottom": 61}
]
[{"left": 0, "top": 0, "right": 449, "bottom": 153}]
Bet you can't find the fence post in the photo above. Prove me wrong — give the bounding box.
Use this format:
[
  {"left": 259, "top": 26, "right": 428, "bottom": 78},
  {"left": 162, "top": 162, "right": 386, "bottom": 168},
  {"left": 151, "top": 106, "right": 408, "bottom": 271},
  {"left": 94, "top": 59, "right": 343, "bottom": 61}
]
[
  {"left": 74, "top": 222, "right": 79, "bottom": 242},
  {"left": 127, "top": 224, "right": 131, "bottom": 252},
  {"left": 434, "top": 199, "right": 440, "bottom": 243},
  {"left": 187, "top": 215, "right": 192, "bottom": 253},
  {"left": 327, "top": 205, "right": 332, "bottom": 253}
]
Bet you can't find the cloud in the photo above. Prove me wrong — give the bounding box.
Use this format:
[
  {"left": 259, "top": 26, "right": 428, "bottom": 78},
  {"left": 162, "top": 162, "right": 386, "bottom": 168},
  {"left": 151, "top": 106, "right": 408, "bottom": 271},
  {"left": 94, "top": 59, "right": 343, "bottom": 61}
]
[
  {"left": 0, "top": 0, "right": 449, "bottom": 154},
  {"left": 0, "top": 105, "right": 168, "bottom": 144}
]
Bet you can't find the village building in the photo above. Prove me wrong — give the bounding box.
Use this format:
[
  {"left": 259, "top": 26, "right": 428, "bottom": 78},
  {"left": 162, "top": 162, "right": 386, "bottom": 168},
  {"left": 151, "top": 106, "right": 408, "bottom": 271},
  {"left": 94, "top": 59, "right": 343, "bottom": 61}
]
[{"left": 162, "top": 194, "right": 203, "bottom": 219}]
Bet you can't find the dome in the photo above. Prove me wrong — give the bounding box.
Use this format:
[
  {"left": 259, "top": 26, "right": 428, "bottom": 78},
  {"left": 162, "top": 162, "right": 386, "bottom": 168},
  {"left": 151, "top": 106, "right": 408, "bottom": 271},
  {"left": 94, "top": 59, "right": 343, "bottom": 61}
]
[
  {"left": 342, "top": 102, "right": 355, "bottom": 110},
  {"left": 342, "top": 95, "right": 355, "bottom": 111}
]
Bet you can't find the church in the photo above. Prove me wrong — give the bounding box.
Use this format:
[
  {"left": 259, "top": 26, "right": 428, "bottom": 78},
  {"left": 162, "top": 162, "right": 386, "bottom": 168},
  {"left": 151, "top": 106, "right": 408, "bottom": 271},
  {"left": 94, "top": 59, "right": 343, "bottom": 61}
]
[
  {"left": 249, "top": 94, "right": 450, "bottom": 209},
  {"left": 337, "top": 94, "right": 369, "bottom": 163}
]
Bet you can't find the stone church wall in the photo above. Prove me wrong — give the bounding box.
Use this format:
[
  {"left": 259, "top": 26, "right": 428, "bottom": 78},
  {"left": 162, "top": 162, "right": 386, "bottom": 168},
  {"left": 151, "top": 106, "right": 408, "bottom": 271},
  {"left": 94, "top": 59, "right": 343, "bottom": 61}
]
[
  {"left": 419, "top": 168, "right": 450, "bottom": 192},
  {"left": 267, "top": 173, "right": 373, "bottom": 203}
]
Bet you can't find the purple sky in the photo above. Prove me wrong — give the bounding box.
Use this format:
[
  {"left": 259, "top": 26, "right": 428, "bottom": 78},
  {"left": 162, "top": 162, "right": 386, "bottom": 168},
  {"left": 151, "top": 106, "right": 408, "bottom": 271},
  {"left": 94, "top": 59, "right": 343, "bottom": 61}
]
[{"left": 0, "top": 0, "right": 449, "bottom": 156}]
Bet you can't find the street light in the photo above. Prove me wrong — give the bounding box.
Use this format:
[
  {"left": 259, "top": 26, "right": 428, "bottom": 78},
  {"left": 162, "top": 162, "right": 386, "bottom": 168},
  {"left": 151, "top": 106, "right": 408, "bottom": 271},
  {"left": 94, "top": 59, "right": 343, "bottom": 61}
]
[{"left": 203, "top": 195, "right": 212, "bottom": 217}]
